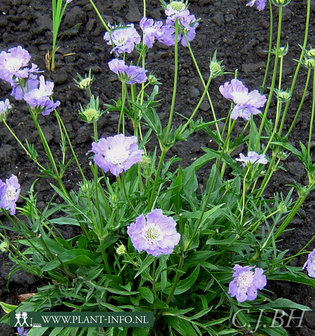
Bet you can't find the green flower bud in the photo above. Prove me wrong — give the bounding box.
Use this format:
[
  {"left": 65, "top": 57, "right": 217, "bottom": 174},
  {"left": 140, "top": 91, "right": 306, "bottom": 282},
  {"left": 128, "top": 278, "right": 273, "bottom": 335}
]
[
  {"left": 116, "top": 244, "right": 127, "bottom": 255},
  {"left": 303, "top": 58, "right": 315, "bottom": 69},
  {"left": 148, "top": 74, "right": 161, "bottom": 85},
  {"left": 79, "top": 95, "right": 102, "bottom": 123},
  {"left": 169, "top": 1, "right": 186, "bottom": 11},
  {"left": 272, "top": 0, "right": 291, "bottom": 7},
  {"left": 74, "top": 69, "right": 94, "bottom": 90},
  {"left": 279, "top": 202, "right": 287, "bottom": 213},
  {"left": 0, "top": 241, "right": 9, "bottom": 253},
  {"left": 274, "top": 89, "right": 291, "bottom": 102},
  {"left": 209, "top": 50, "right": 225, "bottom": 78},
  {"left": 306, "top": 48, "right": 315, "bottom": 59}
]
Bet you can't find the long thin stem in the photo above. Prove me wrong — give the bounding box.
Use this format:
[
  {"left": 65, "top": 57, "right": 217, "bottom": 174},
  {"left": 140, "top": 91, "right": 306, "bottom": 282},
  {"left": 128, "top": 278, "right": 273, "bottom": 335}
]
[
  {"left": 185, "top": 34, "right": 222, "bottom": 140},
  {"left": 307, "top": 69, "right": 315, "bottom": 158},
  {"left": 285, "top": 68, "right": 311, "bottom": 138},
  {"left": 277, "top": 0, "right": 311, "bottom": 135},
  {"left": 260, "top": 0, "right": 273, "bottom": 93},
  {"left": 164, "top": 20, "right": 179, "bottom": 143},
  {"left": 88, "top": 0, "right": 111, "bottom": 33},
  {"left": 256, "top": 5, "right": 283, "bottom": 149},
  {"left": 3, "top": 120, "right": 46, "bottom": 171}
]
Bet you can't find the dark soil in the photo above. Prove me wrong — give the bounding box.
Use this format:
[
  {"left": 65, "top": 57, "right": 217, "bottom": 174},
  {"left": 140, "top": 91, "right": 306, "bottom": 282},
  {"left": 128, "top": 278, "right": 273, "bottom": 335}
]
[{"left": 0, "top": 0, "right": 314, "bottom": 335}]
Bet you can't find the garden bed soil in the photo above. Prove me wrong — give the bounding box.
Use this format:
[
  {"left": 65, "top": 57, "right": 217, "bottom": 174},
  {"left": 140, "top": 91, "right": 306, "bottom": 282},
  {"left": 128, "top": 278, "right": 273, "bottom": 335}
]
[{"left": 0, "top": 0, "right": 315, "bottom": 335}]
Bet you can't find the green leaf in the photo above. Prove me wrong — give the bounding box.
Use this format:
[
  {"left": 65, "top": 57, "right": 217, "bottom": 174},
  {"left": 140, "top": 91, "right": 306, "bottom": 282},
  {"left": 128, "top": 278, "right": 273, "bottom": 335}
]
[
  {"left": 164, "top": 265, "right": 200, "bottom": 295},
  {"left": 134, "top": 254, "right": 155, "bottom": 278},
  {"left": 132, "top": 327, "right": 151, "bottom": 336},
  {"left": 0, "top": 301, "right": 17, "bottom": 313},
  {"left": 27, "top": 327, "right": 49, "bottom": 336},
  {"left": 138, "top": 287, "right": 154, "bottom": 304},
  {"left": 165, "top": 316, "right": 198, "bottom": 336},
  {"left": 42, "top": 249, "right": 97, "bottom": 272},
  {"left": 269, "top": 271, "right": 315, "bottom": 289}
]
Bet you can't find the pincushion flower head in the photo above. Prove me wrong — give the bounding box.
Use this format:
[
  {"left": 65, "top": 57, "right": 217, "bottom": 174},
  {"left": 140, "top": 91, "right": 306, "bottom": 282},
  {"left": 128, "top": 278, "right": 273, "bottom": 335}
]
[
  {"left": 236, "top": 151, "right": 268, "bottom": 165},
  {"left": 0, "top": 46, "right": 31, "bottom": 84},
  {"left": 104, "top": 24, "right": 141, "bottom": 55},
  {"left": 108, "top": 59, "right": 147, "bottom": 84},
  {"left": 127, "top": 209, "right": 180, "bottom": 257},
  {"left": 303, "top": 249, "right": 315, "bottom": 278},
  {"left": 219, "top": 79, "right": 267, "bottom": 120},
  {"left": 91, "top": 134, "right": 144, "bottom": 176},
  {"left": 165, "top": 1, "right": 189, "bottom": 19},
  {"left": 228, "top": 264, "right": 267, "bottom": 302},
  {"left": 0, "top": 174, "right": 21, "bottom": 215},
  {"left": 246, "top": 0, "right": 267, "bottom": 11},
  {"left": 23, "top": 75, "right": 60, "bottom": 115},
  {"left": 140, "top": 18, "right": 163, "bottom": 48}
]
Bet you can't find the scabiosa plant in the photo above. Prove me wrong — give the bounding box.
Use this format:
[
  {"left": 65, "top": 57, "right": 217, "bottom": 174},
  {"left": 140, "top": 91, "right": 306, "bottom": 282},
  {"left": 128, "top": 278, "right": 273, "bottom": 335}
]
[
  {"left": 228, "top": 264, "right": 267, "bottom": 302},
  {"left": 236, "top": 151, "right": 268, "bottom": 165},
  {"left": 23, "top": 75, "right": 60, "bottom": 115},
  {"left": 139, "top": 17, "right": 163, "bottom": 48},
  {"left": 246, "top": 0, "right": 267, "bottom": 11},
  {"left": 219, "top": 79, "right": 267, "bottom": 120},
  {"left": 91, "top": 134, "right": 144, "bottom": 176},
  {"left": 104, "top": 24, "right": 141, "bottom": 55},
  {"left": 0, "top": 174, "right": 21, "bottom": 215},
  {"left": 127, "top": 209, "right": 180, "bottom": 257},
  {"left": 108, "top": 59, "right": 147, "bottom": 84},
  {"left": 303, "top": 249, "right": 315, "bottom": 278}
]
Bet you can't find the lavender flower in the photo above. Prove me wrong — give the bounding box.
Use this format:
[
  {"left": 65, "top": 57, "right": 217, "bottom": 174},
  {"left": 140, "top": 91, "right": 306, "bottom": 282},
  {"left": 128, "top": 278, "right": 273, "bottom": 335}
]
[
  {"left": 228, "top": 264, "right": 267, "bottom": 302},
  {"left": 23, "top": 75, "right": 60, "bottom": 115},
  {"left": 104, "top": 24, "right": 141, "bottom": 55},
  {"left": 140, "top": 17, "right": 163, "bottom": 48},
  {"left": 108, "top": 59, "right": 147, "bottom": 84},
  {"left": 219, "top": 79, "right": 267, "bottom": 120},
  {"left": 0, "top": 46, "right": 31, "bottom": 84},
  {"left": 10, "top": 74, "right": 39, "bottom": 100},
  {"left": 127, "top": 209, "right": 180, "bottom": 257},
  {"left": 0, "top": 174, "right": 21, "bottom": 215},
  {"left": 236, "top": 151, "right": 268, "bottom": 165},
  {"left": 0, "top": 99, "right": 11, "bottom": 119},
  {"left": 157, "top": 13, "right": 199, "bottom": 47},
  {"left": 92, "top": 134, "right": 144, "bottom": 176},
  {"left": 17, "top": 327, "right": 28, "bottom": 336},
  {"left": 246, "top": 0, "right": 267, "bottom": 11},
  {"left": 303, "top": 249, "right": 315, "bottom": 278}
]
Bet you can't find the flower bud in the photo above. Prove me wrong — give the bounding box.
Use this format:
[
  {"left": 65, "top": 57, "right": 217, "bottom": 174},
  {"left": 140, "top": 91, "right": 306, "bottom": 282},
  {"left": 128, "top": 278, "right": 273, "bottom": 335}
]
[
  {"left": 272, "top": 0, "right": 291, "bottom": 7},
  {"left": 79, "top": 95, "right": 101, "bottom": 123},
  {"left": 0, "top": 99, "right": 11, "bottom": 122},
  {"left": 209, "top": 50, "right": 225, "bottom": 78},
  {"left": 279, "top": 202, "right": 287, "bottom": 213},
  {"left": 116, "top": 244, "right": 127, "bottom": 255},
  {"left": 274, "top": 89, "right": 291, "bottom": 102},
  {"left": 74, "top": 69, "right": 94, "bottom": 90},
  {"left": 306, "top": 48, "right": 315, "bottom": 59},
  {"left": 0, "top": 241, "right": 9, "bottom": 253}
]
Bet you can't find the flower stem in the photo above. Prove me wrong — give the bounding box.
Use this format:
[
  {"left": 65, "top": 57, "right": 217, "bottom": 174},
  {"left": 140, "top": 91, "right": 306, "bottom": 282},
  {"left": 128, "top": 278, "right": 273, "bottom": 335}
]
[
  {"left": 256, "top": 5, "right": 283, "bottom": 149},
  {"left": 164, "top": 20, "right": 179, "bottom": 144},
  {"left": 3, "top": 120, "right": 46, "bottom": 171}
]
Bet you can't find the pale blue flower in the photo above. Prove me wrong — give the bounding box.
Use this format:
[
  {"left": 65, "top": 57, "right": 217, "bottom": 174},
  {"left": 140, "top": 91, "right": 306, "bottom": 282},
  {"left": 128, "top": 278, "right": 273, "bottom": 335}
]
[
  {"left": 229, "top": 264, "right": 267, "bottom": 302},
  {"left": 92, "top": 134, "right": 144, "bottom": 176},
  {"left": 127, "top": 209, "right": 180, "bottom": 257}
]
